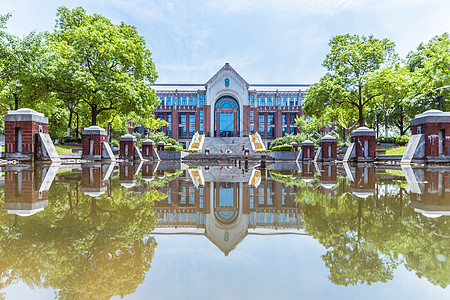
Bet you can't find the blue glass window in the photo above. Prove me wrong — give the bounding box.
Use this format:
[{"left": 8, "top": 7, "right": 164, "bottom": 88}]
[
  {"left": 166, "top": 97, "right": 172, "bottom": 106},
  {"left": 259, "top": 114, "right": 265, "bottom": 125},
  {"left": 268, "top": 114, "right": 274, "bottom": 125},
  {"left": 282, "top": 114, "right": 287, "bottom": 125},
  {"left": 194, "top": 97, "right": 197, "bottom": 106},
  {"left": 200, "top": 110, "right": 204, "bottom": 123},
  {"left": 159, "top": 97, "right": 165, "bottom": 105},
  {"left": 250, "top": 125, "right": 254, "bottom": 134},
  {"left": 282, "top": 127, "right": 287, "bottom": 136},
  {"left": 251, "top": 95, "right": 255, "bottom": 106},
  {"left": 182, "top": 97, "right": 187, "bottom": 106},
  {"left": 199, "top": 95, "right": 203, "bottom": 106},
  {"left": 290, "top": 114, "right": 296, "bottom": 125},
  {"left": 189, "top": 97, "right": 193, "bottom": 106},
  {"left": 179, "top": 126, "right": 186, "bottom": 138},
  {"left": 283, "top": 98, "right": 288, "bottom": 106},
  {"left": 267, "top": 127, "right": 274, "bottom": 138},
  {"left": 290, "top": 98, "right": 295, "bottom": 106},
  {"left": 179, "top": 114, "right": 187, "bottom": 125},
  {"left": 225, "top": 78, "right": 229, "bottom": 87},
  {"left": 167, "top": 114, "right": 172, "bottom": 124},
  {"left": 259, "top": 126, "right": 265, "bottom": 137},
  {"left": 267, "top": 97, "right": 272, "bottom": 106},
  {"left": 260, "top": 97, "right": 265, "bottom": 106},
  {"left": 250, "top": 111, "right": 254, "bottom": 123}
]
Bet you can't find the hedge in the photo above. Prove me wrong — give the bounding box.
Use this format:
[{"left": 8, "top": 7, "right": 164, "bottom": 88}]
[
  {"left": 165, "top": 146, "right": 184, "bottom": 151},
  {"left": 272, "top": 144, "right": 293, "bottom": 151}
]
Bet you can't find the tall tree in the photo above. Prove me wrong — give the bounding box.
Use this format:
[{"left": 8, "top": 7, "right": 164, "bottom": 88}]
[
  {"left": 305, "top": 34, "right": 396, "bottom": 127},
  {"left": 366, "top": 65, "right": 413, "bottom": 137},
  {"left": 407, "top": 33, "right": 450, "bottom": 111},
  {"left": 47, "top": 6, "right": 159, "bottom": 126}
]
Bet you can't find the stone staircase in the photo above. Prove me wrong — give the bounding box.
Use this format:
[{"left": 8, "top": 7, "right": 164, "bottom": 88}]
[{"left": 201, "top": 137, "right": 253, "bottom": 155}]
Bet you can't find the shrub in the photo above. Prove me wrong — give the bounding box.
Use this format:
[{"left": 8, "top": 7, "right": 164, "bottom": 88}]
[
  {"left": 376, "top": 135, "right": 397, "bottom": 144},
  {"left": 59, "top": 136, "right": 81, "bottom": 144},
  {"left": 272, "top": 144, "right": 293, "bottom": 151},
  {"left": 110, "top": 140, "right": 119, "bottom": 147},
  {"left": 165, "top": 145, "right": 183, "bottom": 151},
  {"left": 395, "top": 135, "right": 410, "bottom": 145}
]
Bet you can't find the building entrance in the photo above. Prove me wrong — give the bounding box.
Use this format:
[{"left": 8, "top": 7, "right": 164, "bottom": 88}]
[{"left": 214, "top": 97, "right": 239, "bottom": 137}]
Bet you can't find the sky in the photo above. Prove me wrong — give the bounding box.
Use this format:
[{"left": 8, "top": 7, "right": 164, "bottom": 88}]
[{"left": 1, "top": 0, "right": 450, "bottom": 85}]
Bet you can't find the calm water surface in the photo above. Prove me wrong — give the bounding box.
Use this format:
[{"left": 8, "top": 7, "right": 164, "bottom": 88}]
[{"left": 0, "top": 162, "right": 449, "bottom": 299}]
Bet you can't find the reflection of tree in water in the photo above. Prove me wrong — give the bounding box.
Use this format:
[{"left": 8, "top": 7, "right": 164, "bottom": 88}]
[
  {"left": 272, "top": 170, "right": 450, "bottom": 288},
  {"left": 0, "top": 171, "right": 167, "bottom": 299}
]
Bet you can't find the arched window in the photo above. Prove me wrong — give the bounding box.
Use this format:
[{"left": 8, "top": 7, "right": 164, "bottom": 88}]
[{"left": 225, "top": 78, "right": 229, "bottom": 87}]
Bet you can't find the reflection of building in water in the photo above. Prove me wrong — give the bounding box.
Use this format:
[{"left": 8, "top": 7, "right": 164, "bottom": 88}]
[
  {"left": 120, "top": 162, "right": 142, "bottom": 188},
  {"left": 3, "top": 165, "right": 59, "bottom": 216},
  {"left": 81, "top": 164, "right": 115, "bottom": 197},
  {"left": 408, "top": 168, "right": 450, "bottom": 218},
  {"left": 350, "top": 166, "right": 376, "bottom": 199},
  {"left": 152, "top": 167, "right": 304, "bottom": 255},
  {"left": 300, "top": 162, "right": 315, "bottom": 182}
]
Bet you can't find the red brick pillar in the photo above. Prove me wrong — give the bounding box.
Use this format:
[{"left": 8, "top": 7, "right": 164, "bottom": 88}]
[
  {"left": 120, "top": 134, "right": 137, "bottom": 159},
  {"left": 350, "top": 127, "right": 376, "bottom": 161},
  {"left": 157, "top": 141, "right": 166, "bottom": 151},
  {"left": 4, "top": 108, "right": 49, "bottom": 160},
  {"left": 411, "top": 109, "right": 450, "bottom": 160},
  {"left": 290, "top": 142, "right": 298, "bottom": 151},
  {"left": 82, "top": 126, "right": 108, "bottom": 160},
  {"left": 142, "top": 139, "right": 155, "bottom": 159},
  {"left": 320, "top": 135, "right": 337, "bottom": 161},
  {"left": 301, "top": 140, "right": 314, "bottom": 160}
]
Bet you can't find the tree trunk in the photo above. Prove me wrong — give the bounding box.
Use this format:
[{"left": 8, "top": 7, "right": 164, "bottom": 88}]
[
  {"left": 399, "top": 106, "right": 405, "bottom": 135},
  {"left": 385, "top": 115, "right": 389, "bottom": 138},
  {"left": 358, "top": 104, "right": 364, "bottom": 127},
  {"left": 67, "top": 109, "right": 73, "bottom": 137},
  {"left": 91, "top": 105, "right": 97, "bottom": 126}
]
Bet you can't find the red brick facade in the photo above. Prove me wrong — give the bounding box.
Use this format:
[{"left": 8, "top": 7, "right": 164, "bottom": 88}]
[
  {"left": 412, "top": 122, "right": 450, "bottom": 157},
  {"left": 82, "top": 126, "right": 107, "bottom": 157},
  {"left": 5, "top": 109, "right": 49, "bottom": 154}
]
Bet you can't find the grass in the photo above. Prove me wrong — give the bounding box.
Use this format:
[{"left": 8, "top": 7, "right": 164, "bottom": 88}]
[
  {"left": 385, "top": 146, "right": 406, "bottom": 156},
  {"left": 55, "top": 144, "right": 81, "bottom": 154}
]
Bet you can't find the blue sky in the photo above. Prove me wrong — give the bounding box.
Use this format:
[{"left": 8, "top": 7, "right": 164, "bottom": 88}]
[{"left": 1, "top": 0, "right": 450, "bottom": 84}]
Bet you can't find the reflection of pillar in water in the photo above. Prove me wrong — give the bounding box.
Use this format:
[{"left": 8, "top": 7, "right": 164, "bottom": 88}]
[
  {"left": 3, "top": 165, "right": 59, "bottom": 216},
  {"left": 351, "top": 166, "right": 375, "bottom": 199},
  {"left": 81, "top": 164, "right": 108, "bottom": 197},
  {"left": 409, "top": 168, "right": 450, "bottom": 218}
]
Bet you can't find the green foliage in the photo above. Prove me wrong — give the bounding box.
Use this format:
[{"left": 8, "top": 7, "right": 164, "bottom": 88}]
[
  {"left": 305, "top": 34, "right": 397, "bottom": 127},
  {"left": 395, "top": 135, "right": 410, "bottom": 145},
  {"left": 376, "top": 135, "right": 397, "bottom": 144},
  {"left": 269, "top": 133, "right": 310, "bottom": 149},
  {"left": 110, "top": 140, "right": 119, "bottom": 147},
  {"left": 46, "top": 6, "right": 159, "bottom": 126},
  {"left": 59, "top": 136, "right": 81, "bottom": 144},
  {"left": 146, "top": 131, "right": 181, "bottom": 147},
  {"left": 272, "top": 144, "right": 293, "bottom": 151},
  {"left": 164, "top": 145, "right": 183, "bottom": 151}
]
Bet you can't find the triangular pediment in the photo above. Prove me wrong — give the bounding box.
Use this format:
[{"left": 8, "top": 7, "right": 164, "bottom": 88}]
[{"left": 205, "top": 63, "right": 249, "bottom": 89}]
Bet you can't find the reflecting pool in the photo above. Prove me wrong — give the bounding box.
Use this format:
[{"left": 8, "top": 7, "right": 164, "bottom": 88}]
[{"left": 0, "top": 162, "right": 449, "bottom": 299}]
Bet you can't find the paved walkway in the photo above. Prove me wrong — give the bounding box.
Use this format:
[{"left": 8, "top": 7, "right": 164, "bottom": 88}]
[{"left": 201, "top": 137, "right": 253, "bottom": 155}]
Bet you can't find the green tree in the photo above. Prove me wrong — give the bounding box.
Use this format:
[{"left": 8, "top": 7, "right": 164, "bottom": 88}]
[
  {"left": 305, "top": 34, "right": 397, "bottom": 127},
  {"left": 47, "top": 6, "right": 159, "bottom": 126},
  {"left": 366, "top": 64, "right": 413, "bottom": 137},
  {"left": 407, "top": 33, "right": 450, "bottom": 111}
]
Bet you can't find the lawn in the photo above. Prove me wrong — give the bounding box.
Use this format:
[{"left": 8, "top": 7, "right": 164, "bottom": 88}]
[
  {"left": 55, "top": 144, "right": 80, "bottom": 154},
  {"left": 385, "top": 146, "right": 406, "bottom": 156}
]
